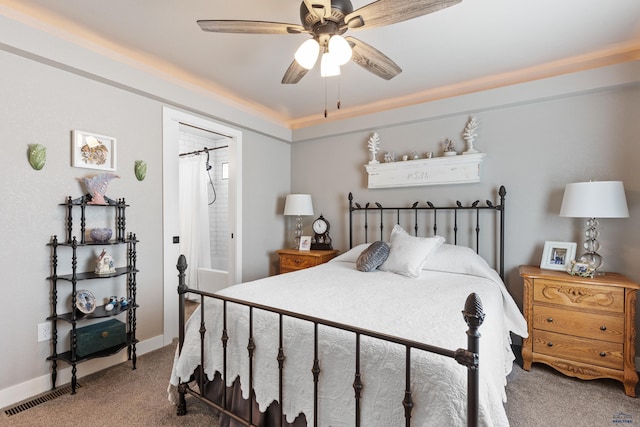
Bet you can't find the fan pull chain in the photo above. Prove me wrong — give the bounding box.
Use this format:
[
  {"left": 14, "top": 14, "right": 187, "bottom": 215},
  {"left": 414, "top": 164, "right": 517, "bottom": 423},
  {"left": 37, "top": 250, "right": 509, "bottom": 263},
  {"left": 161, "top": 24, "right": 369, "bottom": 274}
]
[
  {"left": 337, "top": 75, "right": 341, "bottom": 110},
  {"left": 323, "top": 74, "right": 343, "bottom": 118},
  {"left": 324, "top": 77, "right": 328, "bottom": 118}
]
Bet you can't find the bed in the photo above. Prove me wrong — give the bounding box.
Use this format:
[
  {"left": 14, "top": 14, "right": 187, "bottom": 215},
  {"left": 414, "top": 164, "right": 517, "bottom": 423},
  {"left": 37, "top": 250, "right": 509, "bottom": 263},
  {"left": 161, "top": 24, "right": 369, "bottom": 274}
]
[{"left": 168, "top": 186, "right": 528, "bottom": 426}]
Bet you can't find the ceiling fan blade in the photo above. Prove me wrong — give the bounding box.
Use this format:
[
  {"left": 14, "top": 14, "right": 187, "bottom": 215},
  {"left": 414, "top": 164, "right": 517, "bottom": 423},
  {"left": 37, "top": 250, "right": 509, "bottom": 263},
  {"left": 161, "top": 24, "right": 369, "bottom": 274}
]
[
  {"left": 303, "top": 0, "right": 332, "bottom": 19},
  {"left": 197, "top": 20, "right": 306, "bottom": 35},
  {"left": 346, "top": 37, "right": 402, "bottom": 80},
  {"left": 282, "top": 60, "right": 310, "bottom": 84},
  {"left": 345, "top": 0, "right": 461, "bottom": 29}
]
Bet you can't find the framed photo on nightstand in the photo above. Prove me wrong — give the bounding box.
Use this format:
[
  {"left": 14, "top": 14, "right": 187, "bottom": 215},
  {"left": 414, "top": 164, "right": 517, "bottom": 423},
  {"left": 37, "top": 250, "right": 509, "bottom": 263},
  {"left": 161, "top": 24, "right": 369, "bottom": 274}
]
[
  {"left": 299, "top": 236, "right": 311, "bottom": 251},
  {"left": 540, "top": 241, "right": 576, "bottom": 271}
]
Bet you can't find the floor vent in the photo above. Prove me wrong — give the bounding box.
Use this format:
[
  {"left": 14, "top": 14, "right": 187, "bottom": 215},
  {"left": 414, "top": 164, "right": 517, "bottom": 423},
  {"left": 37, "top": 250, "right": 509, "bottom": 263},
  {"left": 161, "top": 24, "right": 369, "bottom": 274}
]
[{"left": 3, "top": 383, "right": 81, "bottom": 417}]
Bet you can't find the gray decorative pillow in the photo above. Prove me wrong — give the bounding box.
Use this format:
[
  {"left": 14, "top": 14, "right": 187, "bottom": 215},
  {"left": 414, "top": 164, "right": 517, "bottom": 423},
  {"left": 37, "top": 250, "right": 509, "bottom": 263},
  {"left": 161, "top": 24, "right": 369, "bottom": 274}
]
[{"left": 356, "top": 241, "right": 390, "bottom": 272}]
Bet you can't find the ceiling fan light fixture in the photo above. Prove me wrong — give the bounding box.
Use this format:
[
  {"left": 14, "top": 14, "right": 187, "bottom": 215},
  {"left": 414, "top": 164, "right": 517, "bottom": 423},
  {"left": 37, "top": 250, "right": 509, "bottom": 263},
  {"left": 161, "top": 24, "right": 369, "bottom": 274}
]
[
  {"left": 199, "top": 0, "right": 463, "bottom": 86},
  {"left": 294, "top": 38, "right": 320, "bottom": 69},
  {"left": 328, "top": 35, "right": 352, "bottom": 65},
  {"left": 320, "top": 52, "right": 341, "bottom": 77}
]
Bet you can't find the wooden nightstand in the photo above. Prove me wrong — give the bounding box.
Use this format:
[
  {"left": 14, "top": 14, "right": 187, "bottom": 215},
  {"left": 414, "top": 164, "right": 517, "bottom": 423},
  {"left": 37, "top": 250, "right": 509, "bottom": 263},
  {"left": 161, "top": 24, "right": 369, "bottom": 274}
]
[
  {"left": 276, "top": 249, "right": 339, "bottom": 274},
  {"left": 520, "top": 265, "right": 640, "bottom": 397}
]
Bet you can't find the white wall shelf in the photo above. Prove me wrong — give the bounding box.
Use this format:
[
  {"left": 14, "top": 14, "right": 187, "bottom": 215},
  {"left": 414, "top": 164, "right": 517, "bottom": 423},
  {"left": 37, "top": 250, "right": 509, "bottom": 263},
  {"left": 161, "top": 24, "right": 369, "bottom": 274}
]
[{"left": 365, "top": 152, "right": 486, "bottom": 189}]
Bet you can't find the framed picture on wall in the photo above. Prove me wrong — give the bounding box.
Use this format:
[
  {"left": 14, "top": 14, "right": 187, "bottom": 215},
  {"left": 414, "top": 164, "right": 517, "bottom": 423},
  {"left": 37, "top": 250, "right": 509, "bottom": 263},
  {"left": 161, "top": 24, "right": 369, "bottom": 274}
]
[
  {"left": 72, "top": 130, "right": 117, "bottom": 171},
  {"left": 540, "top": 241, "right": 577, "bottom": 271}
]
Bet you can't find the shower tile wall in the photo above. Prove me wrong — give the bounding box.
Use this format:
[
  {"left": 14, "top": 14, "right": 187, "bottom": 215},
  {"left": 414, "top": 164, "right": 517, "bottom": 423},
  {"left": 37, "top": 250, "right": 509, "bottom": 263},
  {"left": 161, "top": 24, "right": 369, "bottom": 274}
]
[{"left": 179, "top": 128, "right": 229, "bottom": 271}]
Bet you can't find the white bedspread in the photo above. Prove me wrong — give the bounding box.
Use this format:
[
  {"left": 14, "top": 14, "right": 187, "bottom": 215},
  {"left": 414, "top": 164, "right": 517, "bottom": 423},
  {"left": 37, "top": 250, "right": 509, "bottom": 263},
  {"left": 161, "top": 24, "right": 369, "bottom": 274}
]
[{"left": 169, "top": 249, "right": 527, "bottom": 426}]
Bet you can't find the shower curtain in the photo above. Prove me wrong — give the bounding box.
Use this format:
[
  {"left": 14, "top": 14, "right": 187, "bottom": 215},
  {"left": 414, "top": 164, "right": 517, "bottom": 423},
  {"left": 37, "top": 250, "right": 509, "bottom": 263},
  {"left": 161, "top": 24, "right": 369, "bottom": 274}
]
[{"left": 179, "top": 155, "right": 212, "bottom": 293}]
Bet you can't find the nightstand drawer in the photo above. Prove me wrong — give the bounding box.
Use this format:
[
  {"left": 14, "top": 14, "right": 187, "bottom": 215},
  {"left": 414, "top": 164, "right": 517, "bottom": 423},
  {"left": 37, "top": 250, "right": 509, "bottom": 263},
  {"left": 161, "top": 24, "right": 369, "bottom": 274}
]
[
  {"left": 280, "top": 254, "right": 316, "bottom": 271},
  {"left": 533, "top": 279, "right": 624, "bottom": 313},
  {"left": 533, "top": 305, "right": 624, "bottom": 343},
  {"left": 277, "top": 249, "right": 339, "bottom": 274},
  {"left": 533, "top": 329, "right": 623, "bottom": 370}
]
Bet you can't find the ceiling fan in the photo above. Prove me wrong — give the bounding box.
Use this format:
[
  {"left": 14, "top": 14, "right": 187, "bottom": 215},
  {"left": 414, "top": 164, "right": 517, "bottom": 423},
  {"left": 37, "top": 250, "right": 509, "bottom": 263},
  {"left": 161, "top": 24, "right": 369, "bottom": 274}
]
[{"left": 197, "top": 0, "right": 461, "bottom": 84}]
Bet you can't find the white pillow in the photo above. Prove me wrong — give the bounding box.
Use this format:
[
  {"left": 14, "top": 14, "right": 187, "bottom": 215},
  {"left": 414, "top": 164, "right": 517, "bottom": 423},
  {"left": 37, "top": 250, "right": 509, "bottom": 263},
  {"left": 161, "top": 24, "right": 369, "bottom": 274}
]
[
  {"left": 380, "top": 225, "right": 444, "bottom": 278},
  {"left": 421, "top": 244, "right": 488, "bottom": 275},
  {"left": 329, "top": 243, "right": 371, "bottom": 263}
]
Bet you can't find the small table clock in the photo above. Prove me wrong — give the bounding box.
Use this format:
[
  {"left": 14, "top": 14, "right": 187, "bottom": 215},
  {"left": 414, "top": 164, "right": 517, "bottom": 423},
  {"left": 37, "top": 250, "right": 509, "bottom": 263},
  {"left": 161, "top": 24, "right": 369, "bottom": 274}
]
[{"left": 311, "top": 214, "right": 333, "bottom": 250}]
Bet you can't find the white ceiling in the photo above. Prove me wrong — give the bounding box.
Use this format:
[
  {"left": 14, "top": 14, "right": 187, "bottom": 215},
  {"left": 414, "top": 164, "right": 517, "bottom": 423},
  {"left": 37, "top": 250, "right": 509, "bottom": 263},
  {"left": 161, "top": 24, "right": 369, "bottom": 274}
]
[{"left": 4, "top": 0, "right": 640, "bottom": 129}]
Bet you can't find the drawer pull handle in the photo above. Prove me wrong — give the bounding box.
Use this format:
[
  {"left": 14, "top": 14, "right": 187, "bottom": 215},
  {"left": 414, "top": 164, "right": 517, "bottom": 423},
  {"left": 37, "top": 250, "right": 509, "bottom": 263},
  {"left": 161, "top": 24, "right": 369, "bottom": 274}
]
[
  {"left": 600, "top": 325, "right": 607, "bottom": 331},
  {"left": 600, "top": 352, "right": 607, "bottom": 357},
  {"left": 546, "top": 318, "right": 553, "bottom": 323},
  {"left": 547, "top": 342, "right": 553, "bottom": 347},
  {"left": 101, "top": 331, "right": 109, "bottom": 338}
]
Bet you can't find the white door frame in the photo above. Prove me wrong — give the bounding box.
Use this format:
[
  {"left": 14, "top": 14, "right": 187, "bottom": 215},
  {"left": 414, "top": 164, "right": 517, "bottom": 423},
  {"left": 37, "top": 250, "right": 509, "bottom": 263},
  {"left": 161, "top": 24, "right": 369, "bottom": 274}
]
[{"left": 162, "top": 106, "right": 243, "bottom": 345}]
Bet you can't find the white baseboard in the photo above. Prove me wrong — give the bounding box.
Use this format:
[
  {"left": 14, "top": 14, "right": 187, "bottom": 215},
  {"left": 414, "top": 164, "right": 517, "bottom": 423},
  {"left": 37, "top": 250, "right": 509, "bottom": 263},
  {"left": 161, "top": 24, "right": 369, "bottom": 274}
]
[{"left": 0, "top": 335, "right": 165, "bottom": 410}]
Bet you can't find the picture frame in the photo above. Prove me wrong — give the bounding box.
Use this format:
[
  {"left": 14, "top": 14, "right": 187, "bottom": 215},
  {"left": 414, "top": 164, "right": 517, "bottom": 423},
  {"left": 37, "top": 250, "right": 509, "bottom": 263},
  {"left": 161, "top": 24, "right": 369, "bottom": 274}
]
[
  {"left": 540, "top": 241, "right": 577, "bottom": 271},
  {"left": 72, "top": 130, "right": 117, "bottom": 171},
  {"left": 299, "top": 236, "right": 311, "bottom": 251},
  {"left": 566, "top": 260, "right": 596, "bottom": 278}
]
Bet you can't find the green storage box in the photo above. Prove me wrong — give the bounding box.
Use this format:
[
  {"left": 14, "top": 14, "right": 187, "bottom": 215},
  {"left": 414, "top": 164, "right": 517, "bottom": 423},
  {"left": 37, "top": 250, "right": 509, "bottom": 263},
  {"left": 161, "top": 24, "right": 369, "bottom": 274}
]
[{"left": 75, "top": 319, "right": 126, "bottom": 357}]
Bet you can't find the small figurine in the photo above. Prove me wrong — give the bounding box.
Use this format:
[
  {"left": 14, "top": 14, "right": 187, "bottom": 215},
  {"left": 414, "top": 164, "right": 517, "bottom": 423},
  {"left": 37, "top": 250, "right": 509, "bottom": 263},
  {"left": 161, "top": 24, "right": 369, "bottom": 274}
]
[
  {"left": 95, "top": 249, "right": 116, "bottom": 275},
  {"left": 367, "top": 133, "right": 381, "bottom": 164},
  {"left": 384, "top": 152, "right": 396, "bottom": 163},
  {"left": 443, "top": 138, "right": 457, "bottom": 156}
]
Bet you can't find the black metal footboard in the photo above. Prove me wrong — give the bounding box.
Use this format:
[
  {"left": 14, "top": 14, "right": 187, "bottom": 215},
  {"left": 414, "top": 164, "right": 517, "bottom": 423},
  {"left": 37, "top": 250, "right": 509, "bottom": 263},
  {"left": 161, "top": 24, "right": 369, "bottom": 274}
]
[{"left": 175, "top": 255, "right": 485, "bottom": 427}]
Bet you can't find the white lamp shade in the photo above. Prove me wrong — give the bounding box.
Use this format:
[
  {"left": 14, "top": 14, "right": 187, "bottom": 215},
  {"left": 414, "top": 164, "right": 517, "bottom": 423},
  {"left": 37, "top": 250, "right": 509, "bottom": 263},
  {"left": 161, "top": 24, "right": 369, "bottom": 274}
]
[
  {"left": 294, "top": 39, "right": 320, "bottom": 70},
  {"left": 560, "top": 181, "right": 629, "bottom": 218},
  {"left": 284, "top": 194, "right": 314, "bottom": 216},
  {"left": 320, "top": 52, "right": 341, "bottom": 77},
  {"left": 328, "top": 35, "right": 352, "bottom": 66}
]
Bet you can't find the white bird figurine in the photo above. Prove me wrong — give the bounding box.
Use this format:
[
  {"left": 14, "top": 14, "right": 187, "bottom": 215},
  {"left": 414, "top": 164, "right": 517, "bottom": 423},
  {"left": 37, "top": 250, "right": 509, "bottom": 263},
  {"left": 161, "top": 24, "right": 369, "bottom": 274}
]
[{"left": 82, "top": 173, "right": 119, "bottom": 205}]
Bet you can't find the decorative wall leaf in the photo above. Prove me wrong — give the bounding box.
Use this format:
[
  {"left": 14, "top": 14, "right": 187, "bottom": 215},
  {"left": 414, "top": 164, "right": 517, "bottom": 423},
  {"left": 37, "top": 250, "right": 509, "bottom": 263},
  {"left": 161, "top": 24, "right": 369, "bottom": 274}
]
[
  {"left": 28, "top": 144, "right": 46, "bottom": 170},
  {"left": 134, "top": 160, "right": 147, "bottom": 181}
]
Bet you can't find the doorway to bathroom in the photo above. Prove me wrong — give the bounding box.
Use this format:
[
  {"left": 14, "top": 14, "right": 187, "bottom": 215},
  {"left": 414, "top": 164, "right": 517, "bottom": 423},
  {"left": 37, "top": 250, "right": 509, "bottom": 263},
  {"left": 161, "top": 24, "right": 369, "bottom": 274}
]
[
  {"left": 162, "top": 107, "right": 243, "bottom": 345},
  {"left": 178, "top": 124, "right": 230, "bottom": 297}
]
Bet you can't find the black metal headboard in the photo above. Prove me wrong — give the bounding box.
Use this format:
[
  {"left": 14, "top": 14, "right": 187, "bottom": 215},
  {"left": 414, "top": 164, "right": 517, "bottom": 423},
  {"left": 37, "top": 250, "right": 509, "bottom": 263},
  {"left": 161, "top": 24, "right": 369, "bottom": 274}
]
[{"left": 348, "top": 186, "right": 507, "bottom": 279}]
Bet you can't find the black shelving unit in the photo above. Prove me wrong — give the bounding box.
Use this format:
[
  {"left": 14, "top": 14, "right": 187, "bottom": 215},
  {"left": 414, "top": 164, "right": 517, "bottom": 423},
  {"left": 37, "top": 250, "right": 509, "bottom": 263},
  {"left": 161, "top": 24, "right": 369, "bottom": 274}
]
[{"left": 47, "top": 194, "right": 138, "bottom": 394}]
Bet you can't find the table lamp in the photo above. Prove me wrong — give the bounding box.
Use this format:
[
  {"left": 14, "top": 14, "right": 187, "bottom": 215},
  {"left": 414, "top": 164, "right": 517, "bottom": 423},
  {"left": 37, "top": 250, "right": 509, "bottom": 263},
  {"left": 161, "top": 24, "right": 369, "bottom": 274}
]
[
  {"left": 559, "top": 180, "right": 629, "bottom": 274},
  {"left": 284, "top": 194, "right": 314, "bottom": 248}
]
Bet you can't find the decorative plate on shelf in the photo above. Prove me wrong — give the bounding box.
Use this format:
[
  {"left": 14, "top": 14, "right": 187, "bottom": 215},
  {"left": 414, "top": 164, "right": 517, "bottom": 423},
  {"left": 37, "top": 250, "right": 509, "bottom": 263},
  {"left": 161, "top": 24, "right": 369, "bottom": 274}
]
[{"left": 75, "top": 289, "right": 97, "bottom": 314}]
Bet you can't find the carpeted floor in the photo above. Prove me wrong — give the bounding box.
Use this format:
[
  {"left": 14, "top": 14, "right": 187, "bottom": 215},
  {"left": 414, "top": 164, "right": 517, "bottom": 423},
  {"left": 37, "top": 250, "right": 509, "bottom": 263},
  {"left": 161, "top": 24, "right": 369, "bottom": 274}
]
[
  {"left": 2, "top": 325, "right": 639, "bottom": 426},
  {"left": 505, "top": 361, "right": 639, "bottom": 427},
  {"left": 0, "top": 341, "right": 218, "bottom": 427}
]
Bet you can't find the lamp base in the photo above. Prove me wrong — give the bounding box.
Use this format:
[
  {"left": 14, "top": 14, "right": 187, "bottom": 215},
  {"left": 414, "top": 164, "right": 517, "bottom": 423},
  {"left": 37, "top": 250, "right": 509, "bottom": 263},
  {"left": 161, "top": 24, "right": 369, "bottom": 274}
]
[
  {"left": 578, "top": 251, "right": 604, "bottom": 275},
  {"left": 578, "top": 217, "right": 605, "bottom": 275},
  {"left": 291, "top": 215, "right": 303, "bottom": 249}
]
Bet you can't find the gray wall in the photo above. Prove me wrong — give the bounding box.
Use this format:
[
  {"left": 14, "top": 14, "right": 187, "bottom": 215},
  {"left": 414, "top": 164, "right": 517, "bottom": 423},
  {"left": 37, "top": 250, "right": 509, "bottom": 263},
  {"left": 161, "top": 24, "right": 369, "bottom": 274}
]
[
  {"left": 290, "top": 81, "right": 640, "bottom": 343},
  {"left": 0, "top": 49, "right": 291, "bottom": 400},
  {"left": 0, "top": 49, "right": 161, "bottom": 391}
]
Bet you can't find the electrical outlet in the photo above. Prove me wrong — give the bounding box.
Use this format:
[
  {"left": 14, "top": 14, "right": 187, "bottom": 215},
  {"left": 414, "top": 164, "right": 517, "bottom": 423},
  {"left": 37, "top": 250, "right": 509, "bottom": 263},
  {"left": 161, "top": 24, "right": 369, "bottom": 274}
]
[{"left": 38, "top": 322, "right": 52, "bottom": 342}]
